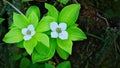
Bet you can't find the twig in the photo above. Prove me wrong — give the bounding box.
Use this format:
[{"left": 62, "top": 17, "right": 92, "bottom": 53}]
[
  {"left": 73, "top": 0, "right": 79, "bottom": 4},
  {"left": 97, "top": 13, "right": 109, "bottom": 26},
  {"left": 3, "top": 0, "right": 24, "bottom": 15}
]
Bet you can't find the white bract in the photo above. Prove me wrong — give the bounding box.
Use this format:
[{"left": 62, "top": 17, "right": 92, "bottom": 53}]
[
  {"left": 50, "top": 22, "right": 68, "bottom": 40},
  {"left": 22, "top": 24, "right": 35, "bottom": 40}
]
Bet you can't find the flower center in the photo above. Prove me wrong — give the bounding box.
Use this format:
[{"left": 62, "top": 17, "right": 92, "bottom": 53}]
[
  {"left": 26, "top": 30, "right": 31, "bottom": 35},
  {"left": 56, "top": 28, "right": 62, "bottom": 33}
]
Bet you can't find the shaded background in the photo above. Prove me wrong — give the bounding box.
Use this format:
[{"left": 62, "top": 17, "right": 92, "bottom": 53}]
[{"left": 0, "top": 0, "right": 120, "bottom": 68}]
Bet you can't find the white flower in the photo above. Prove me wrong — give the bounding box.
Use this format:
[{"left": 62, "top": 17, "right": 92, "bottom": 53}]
[
  {"left": 22, "top": 24, "right": 35, "bottom": 40},
  {"left": 50, "top": 22, "right": 68, "bottom": 40}
]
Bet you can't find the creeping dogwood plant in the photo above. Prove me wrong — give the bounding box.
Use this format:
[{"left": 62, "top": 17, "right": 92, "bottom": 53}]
[
  {"left": 3, "top": 3, "right": 87, "bottom": 63},
  {"left": 45, "top": 3, "right": 87, "bottom": 59},
  {"left": 3, "top": 6, "right": 55, "bottom": 57}
]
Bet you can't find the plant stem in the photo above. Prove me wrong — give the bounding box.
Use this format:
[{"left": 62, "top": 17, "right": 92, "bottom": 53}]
[
  {"left": 73, "top": 0, "right": 79, "bottom": 4},
  {"left": 3, "top": 0, "right": 24, "bottom": 15},
  {"left": 97, "top": 13, "right": 109, "bottom": 26},
  {"left": 86, "top": 32, "right": 105, "bottom": 42}
]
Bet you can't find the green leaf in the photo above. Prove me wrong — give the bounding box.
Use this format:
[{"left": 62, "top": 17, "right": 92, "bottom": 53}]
[
  {"left": 35, "top": 33, "right": 49, "bottom": 47},
  {"left": 44, "top": 39, "right": 56, "bottom": 60},
  {"left": 3, "top": 29, "right": 23, "bottom": 43},
  {"left": 45, "top": 63, "right": 55, "bottom": 68},
  {"left": 24, "top": 38, "right": 37, "bottom": 55},
  {"left": 34, "top": 43, "right": 50, "bottom": 57},
  {"left": 28, "top": 11, "right": 38, "bottom": 28},
  {"left": 17, "top": 41, "right": 24, "bottom": 48},
  {"left": 45, "top": 3, "right": 59, "bottom": 21},
  {"left": 36, "top": 16, "right": 55, "bottom": 32},
  {"left": 70, "top": 23, "right": 79, "bottom": 27},
  {"left": 57, "top": 0, "right": 69, "bottom": 4},
  {"left": 26, "top": 6, "right": 40, "bottom": 19},
  {"left": 22, "top": 52, "right": 28, "bottom": 57},
  {"left": 45, "top": 39, "right": 56, "bottom": 59},
  {"left": 20, "top": 57, "right": 31, "bottom": 68},
  {"left": 56, "top": 61, "right": 71, "bottom": 68},
  {"left": 13, "top": 13, "right": 29, "bottom": 29},
  {"left": 58, "top": 4, "right": 80, "bottom": 26},
  {"left": 57, "top": 38, "right": 72, "bottom": 54},
  {"left": 0, "top": 18, "right": 4, "bottom": 24},
  {"left": 67, "top": 27, "right": 87, "bottom": 41},
  {"left": 29, "top": 63, "right": 44, "bottom": 68},
  {"left": 57, "top": 46, "right": 69, "bottom": 60},
  {"left": 9, "top": 23, "right": 17, "bottom": 29},
  {"left": 22, "top": 0, "right": 33, "bottom": 2},
  {"left": 32, "top": 39, "right": 56, "bottom": 63},
  {"left": 32, "top": 43, "right": 49, "bottom": 63},
  {"left": 11, "top": 54, "right": 22, "bottom": 61}
]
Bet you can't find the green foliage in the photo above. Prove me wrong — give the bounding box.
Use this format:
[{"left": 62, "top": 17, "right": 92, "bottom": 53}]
[
  {"left": 45, "top": 63, "right": 55, "bottom": 68},
  {"left": 28, "top": 11, "right": 39, "bottom": 27},
  {"left": 58, "top": 4, "right": 80, "bottom": 27},
  {"left": 20, "top": 57, "right": 31, "bottom": 68},
  {"left": 3, "top": 5, "right": 55, "bottom": 63},
  {"left": 57, "top": 46, "right": 69, "bottom": 60},
  {"left": 35, "top": 33, "right": 49, "bottom": 47},
  {"left": 45, "top": 3, "right": 58, "bottom": 21},
  {"left": 17, "top": 41, "right": 24, "bottom": 48},
  {"left": 32, "top": 39, "right": 56, "bottom": 63},
  {"left": 56, "top": 61, "right": 71, "bottom": 68},
  {"left": 45, "top": 61, "right": 71, "bottom": 68},
  {"left": 45, "top": 3, "right": 86, "bottom": 59},
  {"left": 2, "top": 1, "right": 87, "bottom": 67},
  {"left": 19, "top": 57, "right": 47, "bottom": 68},
  {"left": 26, "top": 6, "right": 40, "bottom": 20},
  {"left": 10, "top": 51, "right": 28, "bottom": 61},
  {"left": 36, "top": 16, "right": 55, "bottom": 32},
  {"left": 0, "top": 18, "right": 4, "bottom": 24},
  {"left": 57, "top": 38, "right": 72, "bottom": 54},
  {"left": 67, "top": 27, "right": 87, "bottom": 41},
  {"left": 29, "top": 63, "right": 44, "bottom": 68},
  {"left": 57, "top": 0, "right": 69, "bottom": 5},
  {"left": 24, "top": 38, "right": 37, "bottom": 55},
  {"left": 13, "top": 13, "right": 29, "bottom": 29},
  {"left": 22, "top": 0, "right": 33, "bottom": 2},
  {"left": 3, "top": 29, "right": 23, "bottom": 43},
  {"left": 11, "top": 54, "right": 22, "bottom": 61}
]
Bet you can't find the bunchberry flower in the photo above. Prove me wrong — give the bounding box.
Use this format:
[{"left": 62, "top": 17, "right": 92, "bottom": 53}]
[
  {"left": 50, "top": 22, "right": 68, "bottom": 40},
  {"left": 22, "top": 24, "right": 35, "bottom": 40}
]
